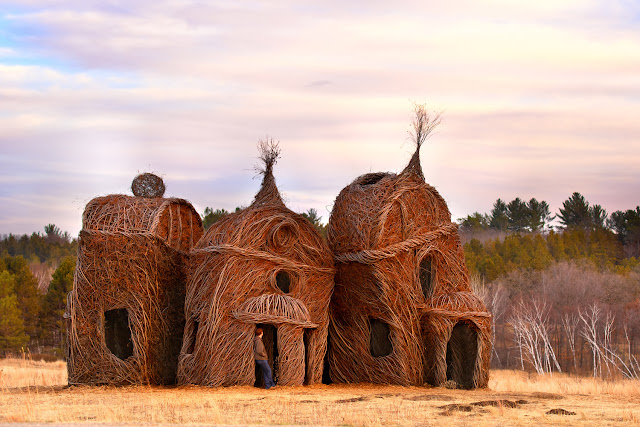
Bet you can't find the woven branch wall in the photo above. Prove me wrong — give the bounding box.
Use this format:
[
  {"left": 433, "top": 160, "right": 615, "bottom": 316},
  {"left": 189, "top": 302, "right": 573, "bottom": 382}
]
[
  {"left": 327, "top": 149, "right": 492, "bottom": 389},
  {"left": 67, "top": 194, "right": 203, "bottom": 385},
  {"left": 177, "top": 145, "right": 334, "bottom": 387}
]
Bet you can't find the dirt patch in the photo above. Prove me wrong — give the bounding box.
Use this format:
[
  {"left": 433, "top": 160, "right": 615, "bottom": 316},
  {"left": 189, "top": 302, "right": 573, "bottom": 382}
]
[
  {"left": 546, "top": 408, "right": 576, "bottom": 415},
  {"left": 373, "top": 393, "right": 397, "bottom": 398},
  {"left": 3, "top": 385, "right": 68, "bottom": 394},
  {"left": 531, "top": 392, "right": 563, "bottom": 400},
  {"left": 336, "top": 396, "right": 370, "bottom": 403},
  {"left": 438, "top": 403, "right": 473, "bottom": 413},
  {"left": 471, "top": 399, "right": 519, "bottom": 408},
  {"left": 405, "top": 394, "right": 454, "bottom": 401}
]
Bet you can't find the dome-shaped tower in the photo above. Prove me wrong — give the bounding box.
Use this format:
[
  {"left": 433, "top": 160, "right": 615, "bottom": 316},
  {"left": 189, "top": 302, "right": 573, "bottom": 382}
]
[
  {"left": 327, "top": 109, "right": 492, "bottom": 389},
  {"left": 178, "top": 140, "right": 334, "bottom": 387}
]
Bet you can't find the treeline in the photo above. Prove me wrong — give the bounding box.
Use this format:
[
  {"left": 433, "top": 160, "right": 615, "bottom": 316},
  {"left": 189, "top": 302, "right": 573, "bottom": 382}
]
[
  {"left": 0, "top": 254, "right": 75, "bottom": 356},
  {"left": 1, "top": 224, "right": 78, "bottom": 265},
  {"left": 461, "top": 193, "right": 640, "bottom": 378},
  {"left": 460, "top": 192, "right": 640, "bottom": 256},
  {"left": 464, "top": 228, "right": 632, "bottom": 282},
  {"left": 0, "top": 225, "right": 76, "bottom": 356},
  {"left": 1, "top": 224, "right": 78, "bottom": 291}
]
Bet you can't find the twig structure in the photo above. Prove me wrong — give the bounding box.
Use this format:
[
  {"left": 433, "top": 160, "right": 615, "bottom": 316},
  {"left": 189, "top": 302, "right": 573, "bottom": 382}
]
[
  {"left": 67, "top": 174, "right": 203, "bottom": 385},
  {"left": 177, "top": 140, "right": 334, "bottom": 387},
  {"left": 327, "top": 139, "right": 492, "bottom": 389}
]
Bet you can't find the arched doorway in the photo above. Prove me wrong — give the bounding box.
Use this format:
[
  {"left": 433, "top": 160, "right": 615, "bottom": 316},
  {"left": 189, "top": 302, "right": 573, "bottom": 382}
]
[
  {"left": 254, "top": 324, "right": 279, "bottom": 388},
  {"left": 445, "top": 322, "right": 478, "bottom": 389}
]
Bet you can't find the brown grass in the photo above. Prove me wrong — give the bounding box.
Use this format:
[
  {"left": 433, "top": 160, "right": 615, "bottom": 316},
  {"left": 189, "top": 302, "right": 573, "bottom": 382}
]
[{"left": 1, "top": 358, "right": 639, "bottom": 426}]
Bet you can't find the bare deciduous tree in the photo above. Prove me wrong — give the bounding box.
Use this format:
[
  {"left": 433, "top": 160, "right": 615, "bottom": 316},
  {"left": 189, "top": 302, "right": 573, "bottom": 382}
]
[
  {"left": 509, "top": 299, "right": 561, "bottom": 374},
  {"left": 561, "top": 313, "right": 579, "bottom": 372},
  {"left": 473, "top": 275, "right": 508, "bottom": 366},
  {"left": 579, "top": 304, "right": 640, "bottom": 379}
]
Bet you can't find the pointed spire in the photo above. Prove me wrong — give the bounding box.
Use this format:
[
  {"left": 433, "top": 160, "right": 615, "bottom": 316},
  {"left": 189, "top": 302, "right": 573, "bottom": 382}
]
[
  {"left": 401, "top": 104, "right": 442, "bottom": 181},
  {"left": 402, "top": 144, "right": 425, "bottom": 180},
  {"left": 251, "top": 138, "right": 285, "bottom": 207}
]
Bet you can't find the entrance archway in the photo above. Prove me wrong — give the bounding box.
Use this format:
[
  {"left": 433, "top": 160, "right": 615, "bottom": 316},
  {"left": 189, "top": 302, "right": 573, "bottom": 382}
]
[
  {"left": 445, "top": 322, "right": 478, "bottom": 389},
  {"left": 254, "top": 324, "right": 278, "bottom": 387}
]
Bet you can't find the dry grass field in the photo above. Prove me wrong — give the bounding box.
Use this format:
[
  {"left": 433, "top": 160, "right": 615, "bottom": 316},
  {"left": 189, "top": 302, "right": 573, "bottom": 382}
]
[{"left": 1, "top": 357, "right": 639, "bottom": 426}]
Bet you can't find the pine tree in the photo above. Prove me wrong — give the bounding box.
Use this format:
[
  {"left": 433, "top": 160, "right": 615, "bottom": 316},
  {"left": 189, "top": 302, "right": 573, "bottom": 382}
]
[
  {"left": 527, "top": 198, "right": 554, "bottom": 232},
  {"left": 489, "top": 199, "right": 509, "bottom": 231},
  {"left": 591, "top": 205, "right": 608, "bottom": 229},
  {"left": 39, "top": 256, "right": 76, "bottom": 348},
  {"left": 459, "top": 212, "right": 490, "bottom": 231},
  {"left": 0, "top": 294, "right": 29, "bottom": 352},
  {"left": 506, "top": 198, "right": 531, "bottom": 232},
  {"left": 2, "top": 256, "right": 41, "bottom": 339},
  {"left": 558, "top": 192, "right": 592, "bottom": 229},
  {"left": 301, "top": 208, "right": 327, "bottom": 238},
  {"left": 202, "top": 208, "right": 230, "bottom": 230}
]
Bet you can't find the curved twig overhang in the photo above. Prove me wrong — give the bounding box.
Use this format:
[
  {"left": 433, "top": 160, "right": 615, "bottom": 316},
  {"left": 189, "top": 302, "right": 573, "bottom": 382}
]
[{"left": 233, "top": 293, "right": 319, "bottom": 328}]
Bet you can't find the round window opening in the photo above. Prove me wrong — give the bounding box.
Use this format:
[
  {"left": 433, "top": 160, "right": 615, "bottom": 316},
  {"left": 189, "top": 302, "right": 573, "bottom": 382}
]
[{"left": 275, "top": 270, "right": 292, "bottom": 293}]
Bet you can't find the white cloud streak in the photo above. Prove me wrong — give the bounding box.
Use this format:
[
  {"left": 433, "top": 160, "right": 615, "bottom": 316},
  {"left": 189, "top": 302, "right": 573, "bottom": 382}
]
[{"left": 0, "top": 0, "right": 639, "bottom": 235}]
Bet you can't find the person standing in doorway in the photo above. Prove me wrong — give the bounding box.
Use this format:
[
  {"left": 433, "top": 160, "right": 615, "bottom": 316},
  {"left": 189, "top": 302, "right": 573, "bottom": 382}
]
[{"left": 254, "top": 328, "right": 276, "bottom": 389}]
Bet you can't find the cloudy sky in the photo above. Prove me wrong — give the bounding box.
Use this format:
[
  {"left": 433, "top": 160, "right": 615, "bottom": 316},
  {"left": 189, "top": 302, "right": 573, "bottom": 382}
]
[{"left": 1, "top": 0, "right": 639, "bottom": 236}]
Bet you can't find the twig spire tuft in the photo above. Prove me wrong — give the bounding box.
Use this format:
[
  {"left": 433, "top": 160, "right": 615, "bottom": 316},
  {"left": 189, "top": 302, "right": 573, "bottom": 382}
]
[
  {"left": 402, "top": 103, "right": 442, "bottom": 180},
  {"left": 252, "top": 137, "right": 284, "bottom": 206}
]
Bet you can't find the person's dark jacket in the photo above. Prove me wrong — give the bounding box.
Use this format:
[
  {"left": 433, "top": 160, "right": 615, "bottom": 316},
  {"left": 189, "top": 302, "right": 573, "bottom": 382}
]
[{"left": 254, "top": 335, "right": 268, "bottom": 361}]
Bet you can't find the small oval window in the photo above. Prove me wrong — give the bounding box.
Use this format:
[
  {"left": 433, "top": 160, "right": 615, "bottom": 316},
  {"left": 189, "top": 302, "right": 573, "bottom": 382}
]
[{"left": 275, "top": 270, "right": 291, "bottom": 293}]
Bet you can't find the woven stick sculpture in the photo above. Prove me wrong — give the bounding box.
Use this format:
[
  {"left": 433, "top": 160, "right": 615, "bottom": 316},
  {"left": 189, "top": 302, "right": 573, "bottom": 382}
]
[
  {"left": 177, "top": 140, "right": 334, "bottom": 387},
  {"left": 327, "top": 107, "right": 492, "bottom": 389},
  {"left": 67, "top": 175, "right": 203, "bottom": 385}
]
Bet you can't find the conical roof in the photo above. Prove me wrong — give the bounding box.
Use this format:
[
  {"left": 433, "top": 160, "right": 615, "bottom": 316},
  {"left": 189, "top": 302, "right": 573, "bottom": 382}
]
[
  {"left": 401, "top": 143, "right": 425, "bottom": 181},
  {"left": 251, "top": 139, "right": 285, "bottom": 208}
]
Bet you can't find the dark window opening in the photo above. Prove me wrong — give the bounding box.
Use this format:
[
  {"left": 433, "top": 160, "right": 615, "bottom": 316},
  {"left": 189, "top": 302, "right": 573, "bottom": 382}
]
[
  {"left": 276, "top": 270, "right": 291, "bottom": 293},
  {"left": 185, "top": 319, "right": 199, "bottom": 355},
  {"left": 357, "top": 172, "right": 388, "bottom": 186},
  {"left": 369, "top": 318, "right": 392, "bottom": 358},
  {"left": 446, "top": 322, "right": 478, "bottom": 390},
  {"left": 419, "top": 256, "right": 434, "bottom": 299},
  {"left": 254, "top": 324, "right": 278, "bottom": 387},
  {"left": 104, "top": 308, "right": 134, "bottom": 360},
  {"left": 303, "top": 329, "right": 311, "bottom": 385},
  {"left": 322, "top": 332, "right": 332, "bottom": 384}
]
